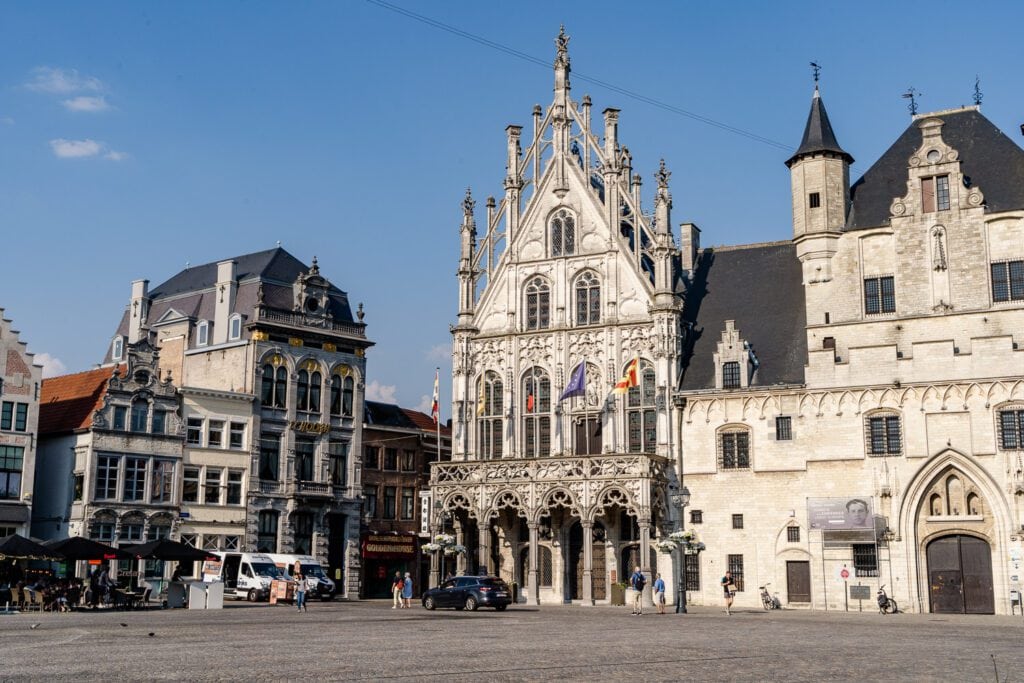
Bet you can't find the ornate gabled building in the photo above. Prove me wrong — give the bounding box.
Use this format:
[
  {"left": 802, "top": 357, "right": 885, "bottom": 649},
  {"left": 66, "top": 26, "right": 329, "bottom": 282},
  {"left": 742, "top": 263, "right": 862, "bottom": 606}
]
[
  {"left": 107, "top": 248, "right": 372, "bottom": 597},
  {"left": 677, "top": 85, "right": 1024, "bottom": 614},
  {"left": 0, "top": 310, "right": 42, "bottom": 538},
  {"left": 431, "top": 29, "right": 687, "bottom": 604}
]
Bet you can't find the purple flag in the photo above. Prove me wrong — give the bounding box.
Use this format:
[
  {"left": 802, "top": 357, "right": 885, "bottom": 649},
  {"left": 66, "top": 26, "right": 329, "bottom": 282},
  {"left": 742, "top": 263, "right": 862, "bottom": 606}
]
[{"left": 558, "top": 363, "right": 586, "bottom": 402}]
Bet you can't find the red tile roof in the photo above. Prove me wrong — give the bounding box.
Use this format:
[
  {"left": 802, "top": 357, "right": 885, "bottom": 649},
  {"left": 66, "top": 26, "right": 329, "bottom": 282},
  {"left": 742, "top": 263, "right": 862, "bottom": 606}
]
[
  {"left": 39, "top": 366, "right": 121, "bottom": 435},
  {"left": 401, "top": 408, "right": 451, "bottom": 436}
]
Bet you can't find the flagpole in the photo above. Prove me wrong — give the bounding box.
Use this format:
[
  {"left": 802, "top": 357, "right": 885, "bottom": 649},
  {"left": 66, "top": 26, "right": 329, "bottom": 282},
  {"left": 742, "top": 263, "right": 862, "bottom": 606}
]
[{"left": 435, "top": 368, "right": 441, "bottom": 464}]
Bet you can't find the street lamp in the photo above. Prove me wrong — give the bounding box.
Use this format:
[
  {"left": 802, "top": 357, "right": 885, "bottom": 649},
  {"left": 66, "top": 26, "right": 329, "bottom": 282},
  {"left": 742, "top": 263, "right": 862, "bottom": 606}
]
[{"left": 672, "top": 485, "right": 691, "bottom": 614}]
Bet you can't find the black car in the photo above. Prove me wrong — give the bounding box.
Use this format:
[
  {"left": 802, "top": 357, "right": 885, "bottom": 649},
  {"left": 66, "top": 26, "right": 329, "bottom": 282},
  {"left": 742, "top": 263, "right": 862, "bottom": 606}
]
[{"left": 421, "top": 575, "right": 512, "bottom": 611}]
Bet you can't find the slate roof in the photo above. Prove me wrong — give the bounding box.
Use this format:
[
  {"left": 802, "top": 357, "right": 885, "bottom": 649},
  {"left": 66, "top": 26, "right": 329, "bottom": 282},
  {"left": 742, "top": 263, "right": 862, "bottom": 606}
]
[
  {"left": 364, "top": 401, "right": 451, "bottom": 436},
  {"left": 38, "top": 365, "right": 121, "bottom": 435},
  {"left": 786, "top": 90, "right": 853, "bottom": 167},
  {"left": 678, "top": 242, "right": 807, "bottom": 391},
  {"left": 848, "top": 108, "right": 1024, "bottom": 230}
]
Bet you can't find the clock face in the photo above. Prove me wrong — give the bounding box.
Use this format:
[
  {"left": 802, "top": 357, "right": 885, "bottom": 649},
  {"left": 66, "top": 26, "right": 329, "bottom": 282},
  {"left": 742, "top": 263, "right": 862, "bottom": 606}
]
[{"left": 306, "top": 297, "right": 320, "bottom": 313}]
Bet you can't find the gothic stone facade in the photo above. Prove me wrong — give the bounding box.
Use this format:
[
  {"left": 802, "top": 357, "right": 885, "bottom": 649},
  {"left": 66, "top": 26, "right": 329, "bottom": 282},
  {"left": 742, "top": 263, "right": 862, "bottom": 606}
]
[{"left": 432, "top": 31, "right": 686, "bottom": 605}]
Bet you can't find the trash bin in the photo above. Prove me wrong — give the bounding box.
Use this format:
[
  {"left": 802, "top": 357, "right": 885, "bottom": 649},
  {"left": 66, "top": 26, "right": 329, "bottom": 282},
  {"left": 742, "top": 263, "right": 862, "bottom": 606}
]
[
  {"left": 611, "top": 583, "right": 625, "bottom": 606},
  {"left": 511, "top": 581, "right": 518, "bottom": 603}
]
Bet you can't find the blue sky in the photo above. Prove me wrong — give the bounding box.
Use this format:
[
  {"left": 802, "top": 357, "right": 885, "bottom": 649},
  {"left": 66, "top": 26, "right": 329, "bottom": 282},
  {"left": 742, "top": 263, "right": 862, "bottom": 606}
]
[{"left": 2, "top": 1, "right": 1023, "bottom": 415}]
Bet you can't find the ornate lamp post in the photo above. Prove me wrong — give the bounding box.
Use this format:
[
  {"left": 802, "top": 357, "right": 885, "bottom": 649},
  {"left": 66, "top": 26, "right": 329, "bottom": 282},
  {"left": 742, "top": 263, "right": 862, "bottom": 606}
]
[{"left": 671, "top": 486, "right": 691, "bottom": 614}]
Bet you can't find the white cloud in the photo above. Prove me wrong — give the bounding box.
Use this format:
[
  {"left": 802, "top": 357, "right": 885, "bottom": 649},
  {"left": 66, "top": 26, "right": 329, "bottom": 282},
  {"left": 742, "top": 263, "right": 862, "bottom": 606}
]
[
  {"left": 26, "top": 66, "right": 104, "bottom": 94},
  {"left": 34, "top": 353, "right": 67, "bottom": 378},
  {"left": 104, "top": 150, "right": 128, "bottom": 161},
  {"left": 415, "top": 394, "right": 432, "bottom": 413},
  {"left": 426, "top": 343, "right": 451, "bottom": 361},
  {"left": 364, "top": 380, "right": 398, "bottom": 404},
  {"left": 61, "top": 95, "right": 111, "bottom": 112},
  {"left": 0, "top": 117, "right": 13, "bottom": 125},
  {"left": 50, "top": 138, "right": 102, "bottom": 158}
]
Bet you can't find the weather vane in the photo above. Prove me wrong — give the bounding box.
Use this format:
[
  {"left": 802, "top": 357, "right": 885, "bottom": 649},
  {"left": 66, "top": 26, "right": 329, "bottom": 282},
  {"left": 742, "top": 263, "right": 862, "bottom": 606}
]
[
  {"left": 810, "top": 62, "right": 821, "bottom": 85},
  {"left": 973, "top": 76, "right": 983, "bottom": 107},
  {"left": 902, "top": 87, "right": 922, "bottom": 116}
]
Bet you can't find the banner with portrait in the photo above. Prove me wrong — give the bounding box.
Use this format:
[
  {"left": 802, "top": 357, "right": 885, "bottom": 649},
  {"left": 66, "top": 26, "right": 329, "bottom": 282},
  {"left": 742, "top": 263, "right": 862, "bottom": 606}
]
[{"left": 807, "top": 497, "right": 874, "bottom": 530}]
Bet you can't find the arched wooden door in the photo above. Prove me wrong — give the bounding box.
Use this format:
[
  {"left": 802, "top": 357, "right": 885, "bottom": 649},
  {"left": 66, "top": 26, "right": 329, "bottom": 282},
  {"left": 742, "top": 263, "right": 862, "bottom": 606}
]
[
  {"left": 569, "top": 522, "right": 607, "bottom": 600},
  {"left": 927, "top": 535, "right": 994, "bottom": 614}
]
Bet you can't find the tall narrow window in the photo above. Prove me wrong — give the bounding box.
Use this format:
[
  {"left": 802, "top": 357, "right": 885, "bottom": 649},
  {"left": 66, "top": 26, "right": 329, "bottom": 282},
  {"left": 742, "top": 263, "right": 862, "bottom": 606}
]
[
  {"left": 228, "top": 315, "right": 242, "bottom": 341},
  {"left": 574, "top": 271, "right": 601, "bottom": 325},
  {"left": 111, "top": 337, "right": 124, "bottom": 361},
  {"left": 342, "top": 376, "right": 354, "bottom": 416},
  {"left": 727, "top": 554, "right": 745, "bottom": 591},
  {"left": 864, "top": 276, "right": 896, "bottom": 314},
  {"left": 293, "top": 513, "right": 313, "bottom": 555},
  {"left": 123, "top": 457, "right": 146, "bottom": 501},
  {"left": 182, "top": 466, "right": 200, "bottom": 503},
  {"left": 330, "top": 375, "right": 342, "bottom": 415},
  {"left": 229, "top": 422, "right": 245, "bottom": 449},
  {"left": 208, "top": 420, "right": 224, "bottom": 448},
  {"left": 328, "top": 441, "right": 349, "bottom": 486},
  {"left": 205, "top": 468, "right": 222, "bottom": 504},
  {"left": 550, "top": 208, "right": 576, "bottom": 256},
  {"left": 151, "top": 410, "right": 166, "bottom": 435},
  {"left": 226, "top": 470, "right": 243, "bottom": 505},
  {"left": 259, "top": 433, "right": 280, "bottom": 481},
  {"left": 14, "top": 404, "right": 27, "bottom": 432},
  {"left": 0, "top": 446, "right": 24, "bottom": 500},
  {"left": 274, "top": 367, "right": 287, "bottom": 409},
  {"left": 261, "top": 364, "right": 275, "bottom": 405},
  {"left": 197, "top": 321, "right": 209, "bottom": 346},
  {"left": 113, "top": 406, "right": 127, "bottom": 431},
  {"left": 363, "top": 485, "right": 378, "bottom": 518},
  {"left": 522, "top": 367, "right": 551, "bottom": 458},
  {"left": 525, "top": 277, "right": 551, "bottom": 330},
  {"left": 257, "top": 511, "right": 279, "bottom": 553},
  {"left": 297, "top": 370, "right": 310, "bottom": 411},
  {"left": 294, "top": 439, "right": 315, "bottom": 481},
  {"left": 626, "top": 361, "right": 657, "bottom": 453},
  {"left": 477, "top": 371, "right": 504, "bottom": 459},
  {"left": 151, "top": 460, "right": 174, "bottom": 503},
  {"left": 383, "top": 486, "right": 397, "bottom": 519},
  {"left": 775, "top": 416, "right": 792, "bottom": 441},
  {"left": 401, "top": 487, "right": 415, "bottom": 520},
  {"left": 309, "top": 371, "right": 321, "bottom": 413},
  {"left": 808, "top": 192, "right": 821, "bottom": 208},
  {"left": 921, "top": 175, "right": 950, "bottom": 213}
]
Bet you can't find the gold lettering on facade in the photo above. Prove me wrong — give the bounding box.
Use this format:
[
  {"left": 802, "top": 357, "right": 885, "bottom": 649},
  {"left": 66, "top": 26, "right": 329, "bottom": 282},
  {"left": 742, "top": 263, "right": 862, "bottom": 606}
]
[{"left": 289, "top": 420, "right": 331, "bottom": 434}]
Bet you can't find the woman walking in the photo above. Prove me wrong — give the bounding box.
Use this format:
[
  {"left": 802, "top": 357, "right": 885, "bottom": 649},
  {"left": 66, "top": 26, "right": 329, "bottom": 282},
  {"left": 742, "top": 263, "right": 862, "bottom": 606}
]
[
  {"left": 391, "top": 571, "right": 403, "bottom": 609},
  {"left": 295, "top": 571, "right": 307, "bottom": 613},
  {"left": 401, "top": 572, "right": 413, "bottom": 609}
]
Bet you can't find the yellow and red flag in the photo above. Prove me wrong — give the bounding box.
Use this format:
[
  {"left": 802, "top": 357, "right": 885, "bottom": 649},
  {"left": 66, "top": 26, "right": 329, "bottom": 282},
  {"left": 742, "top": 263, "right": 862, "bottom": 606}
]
[{"left": 612, "top": 356, "right": 640, "bottom": 395}]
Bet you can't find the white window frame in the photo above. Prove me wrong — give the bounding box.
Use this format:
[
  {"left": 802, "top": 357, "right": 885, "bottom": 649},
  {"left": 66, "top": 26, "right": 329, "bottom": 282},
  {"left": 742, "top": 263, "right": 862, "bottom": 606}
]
[
  {"left": 228, "top": 314, "right": 242, "bottom": 341},
  {"left": 111, "top": 336, "right": 125, "bottom": 361},
  {"left": 197, "top": 320, "right": 210, "bottom": 347}
]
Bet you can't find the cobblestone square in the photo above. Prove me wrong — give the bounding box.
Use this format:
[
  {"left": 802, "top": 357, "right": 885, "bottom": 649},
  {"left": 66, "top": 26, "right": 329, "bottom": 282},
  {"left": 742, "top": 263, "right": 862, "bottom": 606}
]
[{"left": 3, "top": 601, "right": 1023, "bottom": 681}]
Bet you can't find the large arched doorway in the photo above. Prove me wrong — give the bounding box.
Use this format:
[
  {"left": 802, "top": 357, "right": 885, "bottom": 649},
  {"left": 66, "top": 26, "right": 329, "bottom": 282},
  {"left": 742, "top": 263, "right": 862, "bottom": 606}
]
[
  {"left": 568, "top": 522, "right": 606, "bottom": 600},
  {"left": 926, "top": 535, "right": 994, "bottom": 614}
]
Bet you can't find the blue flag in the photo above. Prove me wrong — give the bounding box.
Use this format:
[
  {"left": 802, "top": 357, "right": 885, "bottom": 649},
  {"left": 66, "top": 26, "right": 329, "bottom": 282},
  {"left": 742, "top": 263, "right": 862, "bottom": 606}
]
[{"left": 558, "top": 363, "right": 586, "bottom": 402}]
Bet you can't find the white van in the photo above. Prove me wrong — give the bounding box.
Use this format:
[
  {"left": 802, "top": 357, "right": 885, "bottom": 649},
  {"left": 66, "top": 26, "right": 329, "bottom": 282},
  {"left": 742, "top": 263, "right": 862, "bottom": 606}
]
[
  {"left": 267, "top": 553, "right": 336, "bottom": 601},
  {"left": 201, "top": 552, "right": 285, "bottom": 601}
]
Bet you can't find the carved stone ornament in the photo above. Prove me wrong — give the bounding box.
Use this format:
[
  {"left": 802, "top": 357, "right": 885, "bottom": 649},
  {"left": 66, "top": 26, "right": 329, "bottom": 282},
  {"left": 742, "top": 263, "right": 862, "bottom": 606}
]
[
  {"left": 620, "top": 326, "right": 655, "bottom": 358},
  {"left": 519, "top": 335, "right": 553, "bottom": 366}
]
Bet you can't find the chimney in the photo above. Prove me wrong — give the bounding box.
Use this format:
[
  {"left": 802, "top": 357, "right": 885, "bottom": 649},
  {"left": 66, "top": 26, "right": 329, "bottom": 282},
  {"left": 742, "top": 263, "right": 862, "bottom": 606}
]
[
  {"left": 128, "top": 279, "right": 150, "bottom": 343},
  {"left": 679, "top": 223, "right": 701, "bottom": 278},
  {"left": 212, "top": 260, "right": 237, "bottom": 345}
]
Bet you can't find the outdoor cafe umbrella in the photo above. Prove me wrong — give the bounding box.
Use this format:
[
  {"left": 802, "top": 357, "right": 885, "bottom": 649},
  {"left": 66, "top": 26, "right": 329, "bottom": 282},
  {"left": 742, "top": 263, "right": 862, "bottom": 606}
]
[
  {"left": 122, "top": 539, "right": 217, "bottom": 563},
  {"left": 0, "top": 533, "right": 64, "bottom": 561},
  {"left": 44, "top": 536, "right": 134, "bottom": 561}
]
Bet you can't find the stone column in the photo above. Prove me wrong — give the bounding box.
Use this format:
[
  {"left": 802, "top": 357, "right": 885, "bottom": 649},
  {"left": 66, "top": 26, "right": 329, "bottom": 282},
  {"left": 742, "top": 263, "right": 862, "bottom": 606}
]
[
  {"left": 429, "top": 523, "right": 440, "bottom": 588},
  {"left": 526, "top": 521, "right": 540, "bottom": 605},
  {"left": 638, "top": 519, "right": 653, "bottom": 607},
  {"left": 455, "top": 523, "right": 466, "bottom": 574},
  {"left": 581, "top": 520, "right": 594, "bottom": 605},
  {"left": 478, "top": 524, "right": 490, "bottom": 576}
]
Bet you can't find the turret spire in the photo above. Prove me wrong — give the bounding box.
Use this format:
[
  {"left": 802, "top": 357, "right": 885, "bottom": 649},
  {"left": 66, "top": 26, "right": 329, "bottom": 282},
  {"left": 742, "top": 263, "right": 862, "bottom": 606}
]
[
  {"left": 553, "top": 25, "right": 570, "bottom": 98},
  {"left": 785, "top": 84, "right": 853, "bottom": 168}
]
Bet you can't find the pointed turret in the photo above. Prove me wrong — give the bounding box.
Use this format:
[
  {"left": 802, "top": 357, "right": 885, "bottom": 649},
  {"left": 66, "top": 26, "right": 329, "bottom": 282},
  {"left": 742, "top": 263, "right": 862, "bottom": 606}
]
[
  {"left": 785, "top": 87, "right": 853, "bottom": 168},
  {"left": 787, "top": 85, "right": 852, "bottom": 284}
]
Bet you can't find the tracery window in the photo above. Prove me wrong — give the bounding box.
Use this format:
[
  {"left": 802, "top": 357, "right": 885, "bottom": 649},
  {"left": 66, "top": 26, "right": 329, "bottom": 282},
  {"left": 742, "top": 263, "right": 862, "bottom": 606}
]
[
  {"left": 550, "top": 208, "right": 575, "bottom": 257},
  {"left": 522, "top": 367, "right": 551, "bottom": 458},
  {"left": 525, "top": 277, "right": 551, "bottom": 330},
  {"left": 574, "top": 271, "right": 600, "bottom": 325},
  {"left": 477, "top": 372, "right": 503, "bottom": 459},
  {"left": 625, "top": 360, "right": 657, "bottom": 453}
]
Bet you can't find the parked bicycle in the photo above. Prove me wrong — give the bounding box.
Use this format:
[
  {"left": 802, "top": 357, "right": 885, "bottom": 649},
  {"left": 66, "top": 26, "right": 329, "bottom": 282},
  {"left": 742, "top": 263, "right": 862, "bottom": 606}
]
[
  {"left": 877, "top": 584, "right": 898, "bottom": 614},
  {"left": 759, "top": 584, "right": 781, "bottom": 610}
]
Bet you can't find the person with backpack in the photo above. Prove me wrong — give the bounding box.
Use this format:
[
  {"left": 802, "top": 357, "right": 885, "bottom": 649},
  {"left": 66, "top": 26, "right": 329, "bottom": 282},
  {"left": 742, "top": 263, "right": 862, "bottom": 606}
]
[
  {"left": 629, "top": 566, "right": 646, "bottom": 615},
  {"left": 721, "top": 570, "right": 737, "bottom": 615}
]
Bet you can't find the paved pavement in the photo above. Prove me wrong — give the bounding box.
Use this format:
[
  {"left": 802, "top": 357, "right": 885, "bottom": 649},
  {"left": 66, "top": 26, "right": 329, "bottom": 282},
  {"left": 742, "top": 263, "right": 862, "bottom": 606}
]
[{"left": 2, "top": 600, "right": 1023, "bottom": 681}]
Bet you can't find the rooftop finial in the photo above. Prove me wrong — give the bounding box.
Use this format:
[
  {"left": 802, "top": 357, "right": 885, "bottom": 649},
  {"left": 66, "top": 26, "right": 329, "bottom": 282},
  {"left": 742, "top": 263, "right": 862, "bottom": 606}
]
[
  {"left": 973, "top": 76, "right": 983, "bottom": 107},
  {"left": 310, "top": 255, "right": 319, "bottom": 275},
  {"left": 655, "top": 159, "right": 671, "bottom": 190},
  {"left": 462, "top": 187, "right": 475, "bottom": 217},
  {"left": 555, "top": 25, "right": 570, "bottom": 63},
  {"left": 902, "top": 87, "right": 922, "bottom": 116},
  {"left": 810, "top": 61, "right": 821, "bottom": 94}
]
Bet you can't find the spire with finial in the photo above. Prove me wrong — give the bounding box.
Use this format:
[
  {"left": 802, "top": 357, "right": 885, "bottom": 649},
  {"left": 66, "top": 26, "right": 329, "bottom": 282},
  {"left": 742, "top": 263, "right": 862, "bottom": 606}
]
[
  {"left": 655, "top": 158, "right": 671, "bottom": 190},
  {"left": 785, "top": 71, "right": 853, "bottom": 168},
  {"left": 553, "top": 25, "right": 570, "bottom": 98},
  {"left": 309, "top": 255, "right": 319, "bottom": 275},
  {"left": 462, "top": 187, "right": 475, "bottom": 218},
  {"left": 973, "top": 76, "right": 983, "bottom": 107}
]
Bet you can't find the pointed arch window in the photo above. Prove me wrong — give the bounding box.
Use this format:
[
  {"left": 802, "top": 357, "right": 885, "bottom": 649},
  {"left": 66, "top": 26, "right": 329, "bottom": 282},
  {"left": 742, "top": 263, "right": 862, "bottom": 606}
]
[
  {"left": 522, "top": 367, "right": 551, "bottom": 458},
  {"left": 477, "top": 371, "right": 503, "bottom": 460},
  {"left": 550, "top": 208, "right": 575, "bottom": 257},
  {"left": 525, "top": 277, "right": 550, "bottom": 330},
  {"left": 574, "top": 271, "right": 601, "bottom": 325},
  {"left": 626, "top": 359, "right": 657, "bottom": 453}
]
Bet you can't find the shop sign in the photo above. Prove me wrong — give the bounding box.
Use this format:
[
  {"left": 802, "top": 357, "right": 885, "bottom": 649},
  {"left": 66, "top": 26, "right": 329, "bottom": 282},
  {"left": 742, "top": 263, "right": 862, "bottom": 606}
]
[
  {"left": 362, "top": 534, "right": 416, "bottom": 558},
  {"left": 290, "top": 420, "right": 330, "bottom": 434}
]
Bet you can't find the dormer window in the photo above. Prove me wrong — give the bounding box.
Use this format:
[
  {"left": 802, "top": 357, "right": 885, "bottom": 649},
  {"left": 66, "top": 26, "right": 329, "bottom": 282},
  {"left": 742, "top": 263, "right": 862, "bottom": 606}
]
[
  {"left": 111, "top": 337, "right": 124, "bottom": 361},
  {"left": 197, "top": 321, "right": 210, "bottom": 347},
  {"left": 722, "top": 362, "right": 741, "bottom": 389},
  {"left": 922, "top": 175, "right": 950, "bottom": 213},
  {"left": 228, "top": 314, "right": 242, "bottom": 341}
]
